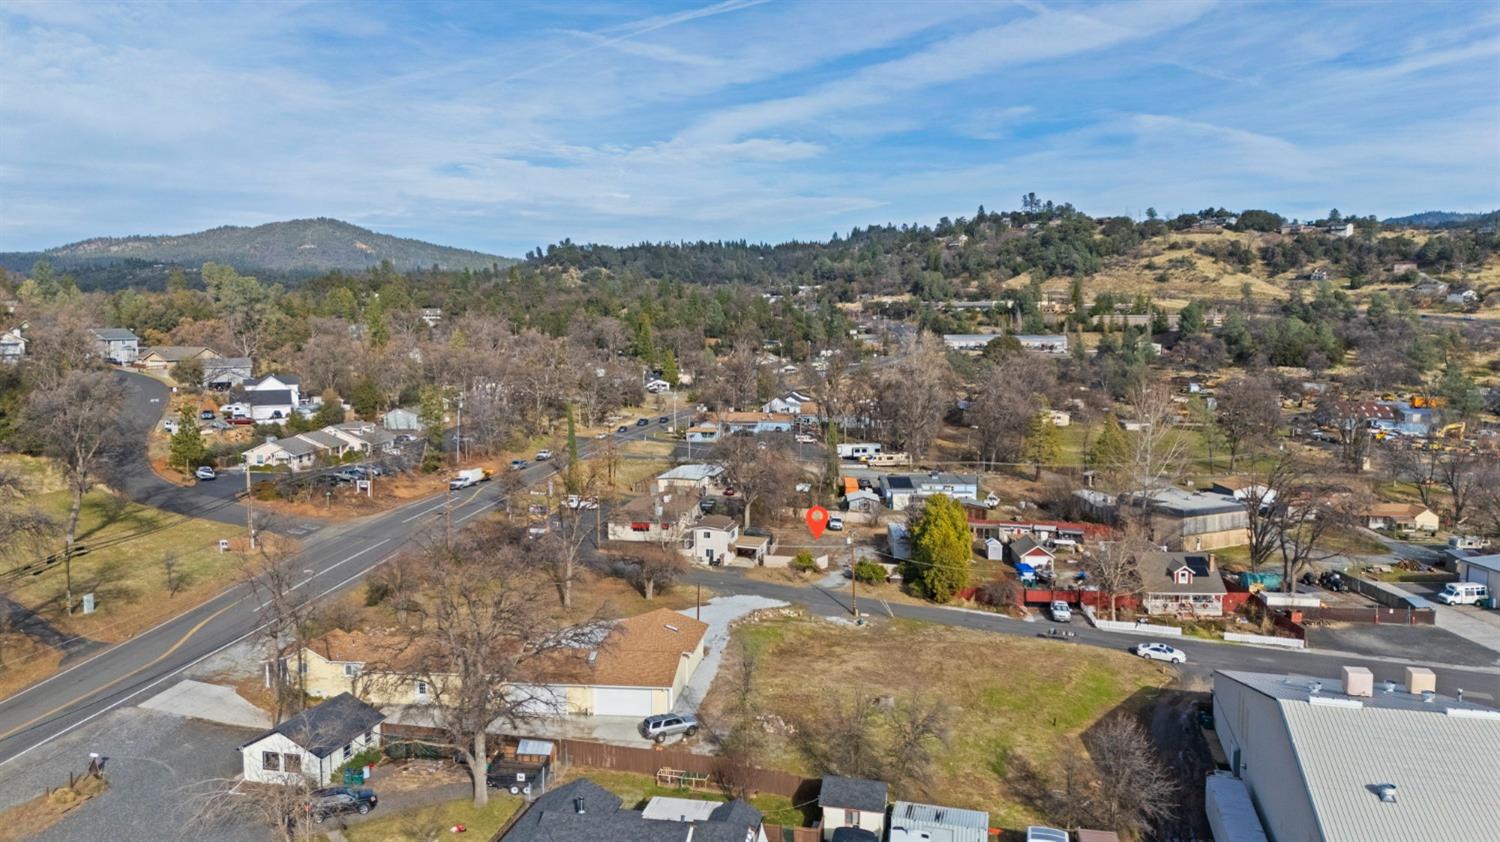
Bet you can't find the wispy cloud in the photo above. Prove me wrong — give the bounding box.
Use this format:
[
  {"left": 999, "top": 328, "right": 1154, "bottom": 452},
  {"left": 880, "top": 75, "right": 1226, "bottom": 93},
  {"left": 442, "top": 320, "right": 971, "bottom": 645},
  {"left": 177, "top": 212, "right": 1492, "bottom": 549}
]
[{"left": 0, "top": 0, "right": 1496, "bottom": 254}]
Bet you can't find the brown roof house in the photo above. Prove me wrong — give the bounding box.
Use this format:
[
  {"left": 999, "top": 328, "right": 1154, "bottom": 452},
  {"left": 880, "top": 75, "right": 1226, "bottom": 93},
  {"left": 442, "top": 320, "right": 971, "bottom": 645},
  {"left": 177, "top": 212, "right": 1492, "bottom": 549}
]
[
  {"left": 281, "top": 610, "right": 710, "bottom": 720},
  {"left": 1363, "top": 503, "right": 1440, "bottom": 534},
  {"left": 605, "top": 493, "right": 702, "bottom": 545},
  {"left": 1139, "top": 551, "right": 1227, "bottom": 617}
]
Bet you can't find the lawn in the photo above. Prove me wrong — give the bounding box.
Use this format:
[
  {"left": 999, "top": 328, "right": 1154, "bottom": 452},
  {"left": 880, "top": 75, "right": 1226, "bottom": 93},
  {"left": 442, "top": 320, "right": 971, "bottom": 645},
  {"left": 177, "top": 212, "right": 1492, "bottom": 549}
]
[
  {"left": 338, "top": 794, "right": 523, "bottom": 842},
  {"left": 0, "top": 455, "right": 251, "bottom": 663},
  {"left": 700, "top": 613, "right": 1172, "bottom": 828},
  {"left": 552, "top": 768, "right": 808, "bottom": 827}
]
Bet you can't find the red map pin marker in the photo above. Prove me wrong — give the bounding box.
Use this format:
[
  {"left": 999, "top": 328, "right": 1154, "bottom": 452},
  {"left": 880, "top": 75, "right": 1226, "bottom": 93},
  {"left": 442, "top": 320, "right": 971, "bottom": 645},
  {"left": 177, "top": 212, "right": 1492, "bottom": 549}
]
[{"left": 805, "top": 505, "right": 829, "bottom": 539}]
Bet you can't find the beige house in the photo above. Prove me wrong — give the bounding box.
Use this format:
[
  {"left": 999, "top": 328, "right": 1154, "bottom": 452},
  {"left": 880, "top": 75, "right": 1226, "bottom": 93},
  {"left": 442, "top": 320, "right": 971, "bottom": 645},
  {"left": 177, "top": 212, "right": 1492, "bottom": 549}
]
[
  {"left": 283, "top": 609, "right": 710, "bottom": 719},
  {"left": 1363, "top": 503, "right": 1440, "bottom": 534},
  {"left": 138, "top": 345, "right": 220, "bottom": 371}
]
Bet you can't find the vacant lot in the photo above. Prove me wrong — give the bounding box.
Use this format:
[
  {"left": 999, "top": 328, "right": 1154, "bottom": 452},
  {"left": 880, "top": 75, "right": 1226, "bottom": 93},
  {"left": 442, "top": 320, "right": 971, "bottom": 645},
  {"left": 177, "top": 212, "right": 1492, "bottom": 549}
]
[
  {"left": 698, "top": 613, "right": 1171, "bottom": 827},
  {"left": 0, "top": 455, "right": 254, "bottom": 697}
]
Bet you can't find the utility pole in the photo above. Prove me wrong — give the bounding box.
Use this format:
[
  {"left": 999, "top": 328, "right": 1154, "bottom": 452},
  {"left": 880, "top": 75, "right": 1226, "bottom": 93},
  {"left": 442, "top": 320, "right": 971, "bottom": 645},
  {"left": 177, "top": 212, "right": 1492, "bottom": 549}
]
[
  {"left": 445, "top": 486, "right": 453, "bottom": 548},
  {"left": 847, "top": 536, "right": 857, "bottom": 620},
  {"left": 245, "top": 460, "right": 256, "bottom": 549}
]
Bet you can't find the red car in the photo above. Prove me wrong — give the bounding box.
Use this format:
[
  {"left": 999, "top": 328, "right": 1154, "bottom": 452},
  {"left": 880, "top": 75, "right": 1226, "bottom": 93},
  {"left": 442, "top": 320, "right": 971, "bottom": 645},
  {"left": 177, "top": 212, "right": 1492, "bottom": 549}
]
[
  {"left": 722, "top": 487, "right": 736, "bottom": 497},
  {"left": 229, "top": 416, "right": 254, "bottom": 425}
]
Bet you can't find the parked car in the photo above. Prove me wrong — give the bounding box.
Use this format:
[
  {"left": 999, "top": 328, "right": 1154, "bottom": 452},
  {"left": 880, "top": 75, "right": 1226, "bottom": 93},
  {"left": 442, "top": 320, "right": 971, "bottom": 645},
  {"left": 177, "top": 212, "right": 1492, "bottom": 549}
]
[
  {"left": 162, "top": 419, "right": 178, "bottom": 434},
  {"left": 306, "top": 787, "right": 378, "bottom": 824},
  {"left": 635, "top": 417, "right": 650, "bottom": 427},
  {"left": 795, "top": 433, "right": 816, "bottom": 443},
  {"left": 826, "top": 515, "right": 844, "bottom": 531},
  {"left": 564, "top": 495, "right": 598, "bottom": 510},
  {"left": 199, "top": 409, "right": 216, "bottom": 421},
  {"left": 722, "top": 487, "right": 736, "bottom": 497},
  {"left": 1049, "top": 600, "right": 1072, "bottom": 623},
  {"left": 1133, "top": 642, "right": 1186, "bottom": 664},
  {"left": 639, "top": 713, "right": 698, "bottom": 743},
  {"left": 831, "top": 830, "right": 879, "bottom": 842},
  {"left": 534, "top": 449, "right": 553, "bottom": 461},
  {"left": 194, "top": 466, "right": 217, "bottom": 481},
  {"left": 229, "top": 415, "right": 253, "bottom": 425}
]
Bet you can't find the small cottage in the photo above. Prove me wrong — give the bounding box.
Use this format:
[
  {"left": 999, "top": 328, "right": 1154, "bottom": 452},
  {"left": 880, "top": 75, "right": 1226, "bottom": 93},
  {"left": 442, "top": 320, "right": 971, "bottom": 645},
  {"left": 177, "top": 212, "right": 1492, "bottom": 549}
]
[{"left": 238, "top": 693, "right": 384, "bottom": 786}]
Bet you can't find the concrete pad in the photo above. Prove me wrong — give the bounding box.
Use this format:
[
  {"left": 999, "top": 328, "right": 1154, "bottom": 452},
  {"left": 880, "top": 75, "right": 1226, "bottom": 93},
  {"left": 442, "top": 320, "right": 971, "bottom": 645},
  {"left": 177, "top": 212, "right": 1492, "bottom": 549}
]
[
  {"left": 139, "top": 679, "right": 271, "bottom": 729},
  {"left": 1434, "top": 605, "right": 1500, "bottom": 657},
  {"left": 674, "top": 595, "right": 787, "bottom": 713}
]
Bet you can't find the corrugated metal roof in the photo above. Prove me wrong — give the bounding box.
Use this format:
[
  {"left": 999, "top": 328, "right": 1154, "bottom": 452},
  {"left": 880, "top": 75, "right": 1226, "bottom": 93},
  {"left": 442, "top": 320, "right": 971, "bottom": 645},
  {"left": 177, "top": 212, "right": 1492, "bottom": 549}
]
[
  {"left": 889, "top": 800, "right": 989, "bottom": 841},
  {"left": 1281, "top": 702, "right": 1500, "bottom": 841}
]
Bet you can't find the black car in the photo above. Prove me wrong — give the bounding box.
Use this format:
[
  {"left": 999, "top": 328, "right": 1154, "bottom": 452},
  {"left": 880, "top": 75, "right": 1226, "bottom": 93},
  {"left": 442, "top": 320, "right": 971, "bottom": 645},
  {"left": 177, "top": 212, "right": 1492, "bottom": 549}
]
[
  {"left": 306, "top": 787, "right": 377, "bottom": 823},
  {"left": 657, "top": 416, "right": 670, "bottom": 424},
  {"left": 636, "top": 417, "right": 650, "bottom": 427},
  {"left": 616, "top": 425, "right": 629, "bottom": 434}
]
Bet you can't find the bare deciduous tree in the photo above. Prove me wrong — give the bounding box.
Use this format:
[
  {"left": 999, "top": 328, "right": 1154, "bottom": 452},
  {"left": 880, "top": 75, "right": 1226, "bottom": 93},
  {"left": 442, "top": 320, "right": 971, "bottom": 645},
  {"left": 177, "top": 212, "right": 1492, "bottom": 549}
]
[
  {"left": 189, "top": 776, "right": 320, "bottom": 842},
  {"left": 402, "top": 529, "right": 611, "bottom": 807},
  {"left": 1082, "top": 526, "right": 1149, "bottom": 621},
  {"left": 716, "top": 433, "right": 799, "bottom": 529},
  {"left": 1085, "top": 715, "right": 1176, "bottom": 836},
  {"left": 871, "top": 334, "right": 955, "bottom": 459},
  {"left": 1216, "top": 374, "right": 1281, "bottom": 469},
  {"left": 23, "top": 370, "right": 128, "bottom": 613},
  {"left": 883, "top": 697, "right": 951, "bottom": 797},
  {"left": 239, "top": 540, "right": 316, "bottom": 725},
  {"left": 1122, "top": 379, "right": 1189, "bottom": 498},
  {"left": 160, "top": 550, "right": 190, "bottom": 597}
]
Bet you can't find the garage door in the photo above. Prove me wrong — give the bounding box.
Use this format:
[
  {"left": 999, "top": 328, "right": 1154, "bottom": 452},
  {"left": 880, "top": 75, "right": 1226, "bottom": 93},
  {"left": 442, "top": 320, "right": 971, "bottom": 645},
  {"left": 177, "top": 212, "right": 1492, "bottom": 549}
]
[{"left": 592, "top": 687, "right": 654, "bottom": 717}]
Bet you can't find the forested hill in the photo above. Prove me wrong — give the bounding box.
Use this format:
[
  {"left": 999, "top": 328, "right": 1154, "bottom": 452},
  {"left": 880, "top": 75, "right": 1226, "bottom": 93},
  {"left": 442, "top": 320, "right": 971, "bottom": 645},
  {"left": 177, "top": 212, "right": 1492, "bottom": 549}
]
[
  {"left": 1381, "top": 210, "right": 1499, "bottom": 228},
  {"left": 1, "top": 218, "right": 511, "bottom": 281}
]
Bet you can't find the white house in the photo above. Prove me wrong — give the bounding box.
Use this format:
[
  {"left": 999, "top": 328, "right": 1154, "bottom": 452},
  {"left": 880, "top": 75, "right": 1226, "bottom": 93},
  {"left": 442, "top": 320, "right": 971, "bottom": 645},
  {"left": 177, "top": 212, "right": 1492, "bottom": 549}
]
[
  {"left": 91, "top": 328, "right": 139, "bottom": 363},
  {"left": 238, "top": 693, "right": 384, "bottom": 786},
  {"left": 1016, "top": 334, "right": 1069, "bottom": 354},
  {"left": 654, "top": 464, "right": 724, "bottom": 495},
  {"left": 0, "top": 328, "right": 24, "bottom": 364},
  {"left": 687, "top": 515, "right": 739, "bottom": 565},
  {"left": 381, "top": 407, "right": 424, "bottom": 432},
  {"left": 761, "top": 390, "right": 813, "bottom": 414},
  {"left": 819, "top": 777, "right": 888, "bottom": 842},
  {"left": 879, "top": 472, "right": 980, "bottom": 511},
  {"left": 245, "top": 372, "right": 302, "bottom": 403},
  {"left": 244, "top": 436, "right": 325, "bottom": 471},
  {"left": 605, "top": 494, "right": 701, "bottom": 544},
  {"left": 243, "top": 373, "right": 302, "bottom": 421}
]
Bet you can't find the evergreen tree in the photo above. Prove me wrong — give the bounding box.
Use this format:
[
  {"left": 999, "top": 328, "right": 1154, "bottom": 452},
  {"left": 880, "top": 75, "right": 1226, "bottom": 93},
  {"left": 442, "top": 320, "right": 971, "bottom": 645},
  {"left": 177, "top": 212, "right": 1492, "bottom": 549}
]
[
  {"left": 350, "top": 378, "right": 383, "bottom": 419},
  {"left": 169, "top": 407, "right": 207, "bottom": 474},
  {"left": 1022, "top": 412, "right": 1062, "bottom": 479},
  {"left": 1437, "top": 361, "right": 1482, "bottom": 418},
  {"left": 661, "top": 349, "right": 680, "bottom": 386},
  {"left": 907, "top": 494, "right": 971, "bottom": 603},
  {"left": 1088, "top": 413, "right": 1132, "bottom": 480},
  {"left": 313, "top": 389, "right": 345, "bottom": 427}
]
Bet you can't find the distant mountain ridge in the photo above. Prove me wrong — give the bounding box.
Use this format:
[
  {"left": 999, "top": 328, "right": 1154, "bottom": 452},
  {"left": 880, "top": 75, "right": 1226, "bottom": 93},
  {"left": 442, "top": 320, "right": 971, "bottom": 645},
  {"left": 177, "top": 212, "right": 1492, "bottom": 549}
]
[
  {"left": 1381, "top": 209, "right": 1499, "bottom": 228},
  {"left": 6, "top": 217, "right": 511, "bottom": 275}
]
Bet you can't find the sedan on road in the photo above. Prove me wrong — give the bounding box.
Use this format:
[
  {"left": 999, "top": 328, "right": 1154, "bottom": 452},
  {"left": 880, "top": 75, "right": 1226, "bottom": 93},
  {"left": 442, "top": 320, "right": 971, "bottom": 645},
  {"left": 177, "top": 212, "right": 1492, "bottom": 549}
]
[
  {"left": 658, "top": 416, "right": 670, "bottom": 425},
  {"left": 635, "top": 417, "right": 650, "bottom": 427},
  {"left": 510, "top": 459, "right": 528, "bottom": 470},
  {"left": 194, "top": 466, "right": 217, "bottom": 481},
  {"left": 1133, "top": 642, "right": 1186, "bottom": 664},
  {"left": 616, "top": 425, "right": 629, "bottom": 434}
]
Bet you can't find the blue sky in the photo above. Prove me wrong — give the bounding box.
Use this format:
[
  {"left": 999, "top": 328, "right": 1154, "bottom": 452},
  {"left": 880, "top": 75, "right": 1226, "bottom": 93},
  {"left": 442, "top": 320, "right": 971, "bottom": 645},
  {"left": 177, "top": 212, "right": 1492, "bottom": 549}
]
[{"left": 2, "top": 0, "right": 1498, "bottom": 256}]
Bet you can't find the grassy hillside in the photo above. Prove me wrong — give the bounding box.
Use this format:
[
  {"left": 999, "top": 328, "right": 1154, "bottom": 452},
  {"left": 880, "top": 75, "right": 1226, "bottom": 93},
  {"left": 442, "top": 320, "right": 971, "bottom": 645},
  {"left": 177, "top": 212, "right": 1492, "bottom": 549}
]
[{"left": 12, "top": 217, "right": 510, "bottom": 275}]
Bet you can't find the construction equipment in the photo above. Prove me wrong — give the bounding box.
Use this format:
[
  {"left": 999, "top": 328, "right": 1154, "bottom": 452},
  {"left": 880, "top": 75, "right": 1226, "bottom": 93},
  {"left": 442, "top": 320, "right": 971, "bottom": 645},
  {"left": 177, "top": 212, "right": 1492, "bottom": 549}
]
[{"left": 1438, "top": 421, "right": 1466, "bottom": 439}]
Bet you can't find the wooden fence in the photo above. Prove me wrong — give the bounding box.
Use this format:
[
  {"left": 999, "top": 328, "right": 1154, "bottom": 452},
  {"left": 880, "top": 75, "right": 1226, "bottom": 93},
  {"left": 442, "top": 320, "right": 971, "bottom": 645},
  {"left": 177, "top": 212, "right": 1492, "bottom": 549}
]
[
  {"left": 1296, "top": 605, "right": 1435, "bottom": 625},
  {"left": 763, "top": 824, "right": 823, "bottom": 842}
]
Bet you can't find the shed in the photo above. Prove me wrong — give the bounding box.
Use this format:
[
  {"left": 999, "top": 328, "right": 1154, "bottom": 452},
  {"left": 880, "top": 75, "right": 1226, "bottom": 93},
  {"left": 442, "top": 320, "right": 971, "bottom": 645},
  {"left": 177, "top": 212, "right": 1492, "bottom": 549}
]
[
  {"left": 381, "top": 407, "right": 424, "bottom": 432},
  {"left": 889, "top": 800, "right": 990, "bottom": 842},
  {"left": 984, "top": 537, "right": 1005, "bottom": 561},
  {"left": 819, "top": 776, "right": 888, "bottom": 841}
]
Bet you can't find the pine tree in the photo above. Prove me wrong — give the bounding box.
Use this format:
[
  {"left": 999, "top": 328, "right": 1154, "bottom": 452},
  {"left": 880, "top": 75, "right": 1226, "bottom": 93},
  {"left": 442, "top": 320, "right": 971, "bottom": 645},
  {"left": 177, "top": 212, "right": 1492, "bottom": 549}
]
[
  {"left": 1023, "top": 412, "right": 1062, "bottom": 479},
  {"left": 907, "top": 494, "right": 971, "bottom": 603},
  {"left": 169, "top": 407, "right": 207, "bottom": 475},
  {"left": 661, "top": 350, "right": 680, "bottom": 386},
  {"left": 1088, "top": 413, "right": 1132, "bottom": 483}
]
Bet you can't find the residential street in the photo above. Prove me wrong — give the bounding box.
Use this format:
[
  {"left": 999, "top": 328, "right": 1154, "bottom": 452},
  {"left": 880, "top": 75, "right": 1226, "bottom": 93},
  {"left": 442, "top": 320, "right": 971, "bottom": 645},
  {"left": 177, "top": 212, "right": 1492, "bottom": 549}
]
[{"left": 0, "top": 405, "right": 691, "bottom": 769}]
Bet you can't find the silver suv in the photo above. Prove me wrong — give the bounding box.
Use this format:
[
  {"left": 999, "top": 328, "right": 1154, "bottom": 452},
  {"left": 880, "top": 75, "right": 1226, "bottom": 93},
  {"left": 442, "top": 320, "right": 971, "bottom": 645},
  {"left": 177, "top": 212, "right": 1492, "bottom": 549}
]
[{"left": 639, "top": 713, "right": 699, "bottom": 743}]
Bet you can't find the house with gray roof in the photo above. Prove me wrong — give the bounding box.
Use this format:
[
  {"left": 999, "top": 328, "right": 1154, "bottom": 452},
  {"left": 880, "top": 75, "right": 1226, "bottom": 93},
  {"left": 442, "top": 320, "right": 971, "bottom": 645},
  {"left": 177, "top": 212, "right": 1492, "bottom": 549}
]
[
  {"left": 91, "top": 327, "right": 139, "bottom": 363},
  {"left": 238, "top": 692, "right": 383, "bottom": 786},
  {"left": 502, "top": 777, "right": 764, "bottom": 842},
  {"left": 1138, "top": 551, "right": 1227, "bottom": 617},
  {"left": 201, "top": 356, "right": 252, "bottom": 390},
  {"left": 878, "top": 472, "right": 980, "bottom": 511},
  {"left": 1212, "top": 668, "right": 1500, "bottom": 842},
  {"left": 243, "top": 435, "right": 326, "bottom": 471},
  {"left": 819, "top": 776, "right": 887, "bottom": 841}
]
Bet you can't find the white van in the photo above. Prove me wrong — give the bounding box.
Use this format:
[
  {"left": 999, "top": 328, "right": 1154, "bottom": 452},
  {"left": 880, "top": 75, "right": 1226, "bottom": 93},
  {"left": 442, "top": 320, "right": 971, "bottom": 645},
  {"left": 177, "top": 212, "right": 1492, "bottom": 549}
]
[{"left": 1438, "top": 582, "right": 1490, "bottom": 606}]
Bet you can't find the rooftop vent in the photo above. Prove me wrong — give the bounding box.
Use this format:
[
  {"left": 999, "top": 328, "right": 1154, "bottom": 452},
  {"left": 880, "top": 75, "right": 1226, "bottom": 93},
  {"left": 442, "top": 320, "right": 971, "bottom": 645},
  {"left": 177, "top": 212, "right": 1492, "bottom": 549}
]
[
  {"left": 573, "top": 797, "right": 586, "bottom": 815},
  {"left": 1406, "top": 666, "right": 1436, "bottom": 696},
  {"left": 1375, "top": 784, "right": 1397, "bottom": 804},
  {"left": 1308, "top": 681, "right": 1323, "bottom": 695},
  {"left": 1383, "top": 681, "right": 1396, "bottom": 694},
  {"left": 586, "top": 651, "right": 597, "bottom": 665},
  {"left": 664, "top": 624, "right": 680, "bottom": 632},
  {"left": 1421, "top": 690, "right": 1436, "bottom": 704},
  {"left": 1343, "top": 666, "right": 1374, "bottom": 698}
]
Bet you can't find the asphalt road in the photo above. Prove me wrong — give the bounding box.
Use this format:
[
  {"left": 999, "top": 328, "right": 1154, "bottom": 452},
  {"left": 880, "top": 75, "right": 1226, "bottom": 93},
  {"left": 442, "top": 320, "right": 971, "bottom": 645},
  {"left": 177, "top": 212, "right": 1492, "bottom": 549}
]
[
  {"left": 0, "top": 404, "right": 689, "bottom": 768},
  {"left": 682, "top": 568, "right": 1500, "bottom": 703}
]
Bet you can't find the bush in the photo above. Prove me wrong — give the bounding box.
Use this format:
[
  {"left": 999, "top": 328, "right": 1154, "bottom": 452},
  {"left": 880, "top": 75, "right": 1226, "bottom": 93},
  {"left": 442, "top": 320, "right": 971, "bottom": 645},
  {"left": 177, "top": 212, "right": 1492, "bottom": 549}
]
[
  {"left": 364, "top": 580, "right": 392, "bottom": 606},
  {"left": 852, "top": 559, "right": 887, "bottom": 585},
  {"left": 790, "top": 551, "right": 818, "bottom": 573},
  {"left": 253, "top": 483, "right": 283, "bottom": 502}
]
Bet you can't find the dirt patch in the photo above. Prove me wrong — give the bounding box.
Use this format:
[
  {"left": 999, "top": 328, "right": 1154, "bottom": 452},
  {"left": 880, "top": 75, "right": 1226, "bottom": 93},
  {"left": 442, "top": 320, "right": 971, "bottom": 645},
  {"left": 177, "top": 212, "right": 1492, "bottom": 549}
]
[
  {"left": 0, "top": 771, "right": 107, "bottom": 842},
  {"left": 0, "top": 637, "right": 65, "bottom": 702},
  {"left": 699, "top": 612, "right": 1171, "bottom": 827}
]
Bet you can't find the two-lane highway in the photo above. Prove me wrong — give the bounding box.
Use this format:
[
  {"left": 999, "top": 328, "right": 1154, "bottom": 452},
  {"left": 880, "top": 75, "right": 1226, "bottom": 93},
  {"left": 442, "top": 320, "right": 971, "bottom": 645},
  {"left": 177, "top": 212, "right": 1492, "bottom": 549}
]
[{"left": 0, "top": 407, "right": 689, "bottom": 767}]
